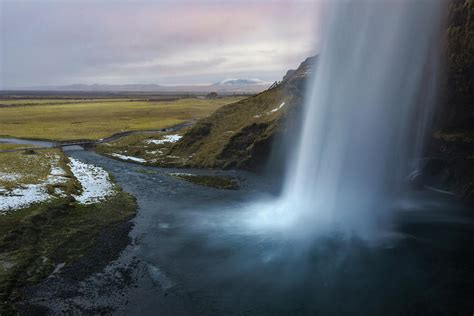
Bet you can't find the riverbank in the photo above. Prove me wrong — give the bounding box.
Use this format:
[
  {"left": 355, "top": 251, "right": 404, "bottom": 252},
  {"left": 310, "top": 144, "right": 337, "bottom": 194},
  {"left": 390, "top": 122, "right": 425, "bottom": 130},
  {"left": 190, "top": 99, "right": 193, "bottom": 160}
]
[
  {"left": 0, "top": 144, "right": 138, "bottom": 314},
  {"left": 16, "top": 207, "right": 136, "bottom": 314}
]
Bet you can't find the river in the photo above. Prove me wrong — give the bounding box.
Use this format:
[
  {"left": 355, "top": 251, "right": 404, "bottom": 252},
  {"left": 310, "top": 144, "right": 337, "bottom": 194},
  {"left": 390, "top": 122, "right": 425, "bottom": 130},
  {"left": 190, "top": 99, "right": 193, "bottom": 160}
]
[{"left": 2, "top": 141, "right": 474, "bottom": 315}]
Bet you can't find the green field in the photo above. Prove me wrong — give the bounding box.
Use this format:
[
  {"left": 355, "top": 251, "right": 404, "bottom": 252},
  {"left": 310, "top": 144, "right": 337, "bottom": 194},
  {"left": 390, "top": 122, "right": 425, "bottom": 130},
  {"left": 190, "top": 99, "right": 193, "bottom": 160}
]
[
  {"left": 0, "top": 98, "right": 123, "bottom": 106},
  {"left": 0, "top": 96, "right": 243, "bottom": 141}
]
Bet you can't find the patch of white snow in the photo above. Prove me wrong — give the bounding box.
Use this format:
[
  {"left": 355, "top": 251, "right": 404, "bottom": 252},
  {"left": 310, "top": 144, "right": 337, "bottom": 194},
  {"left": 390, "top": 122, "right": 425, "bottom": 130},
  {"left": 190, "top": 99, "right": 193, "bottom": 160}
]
[
  {"left": 110, "top": 153, "right": 147, "bottom": 163},
  {"left": 0, "top": 155, "right": 69, "bottom": 213},
  {"left": 68, "top": 158, "right": 115, "bottom": 205},
  {"left": 0, "top": 172, "right": 20, "bottom": 182},
  {"left": 268, "top": 102, "right": 286, "bottom": 114},
  {"left": 145, "top": 134, "right": 182, "bottom": 145}
]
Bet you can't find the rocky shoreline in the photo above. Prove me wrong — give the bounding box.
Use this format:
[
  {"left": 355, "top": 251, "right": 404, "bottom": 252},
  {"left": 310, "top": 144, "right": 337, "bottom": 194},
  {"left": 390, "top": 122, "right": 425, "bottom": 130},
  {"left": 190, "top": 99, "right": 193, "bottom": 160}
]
[{"left": 16, "top": 215, "right": 137, "bottom": 314}]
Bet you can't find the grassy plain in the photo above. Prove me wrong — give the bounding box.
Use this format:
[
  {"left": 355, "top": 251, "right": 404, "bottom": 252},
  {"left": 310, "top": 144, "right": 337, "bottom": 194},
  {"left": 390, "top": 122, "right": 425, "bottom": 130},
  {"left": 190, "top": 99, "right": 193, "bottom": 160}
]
[
  {"left": 0, "top": 148, "right": 53, "bottom": 190},
  {"left": 0, "top": 96, "right": 243, "bottom": 141},
  {"left": 0, "top": 98, "right": 122, "bottom": 106}
]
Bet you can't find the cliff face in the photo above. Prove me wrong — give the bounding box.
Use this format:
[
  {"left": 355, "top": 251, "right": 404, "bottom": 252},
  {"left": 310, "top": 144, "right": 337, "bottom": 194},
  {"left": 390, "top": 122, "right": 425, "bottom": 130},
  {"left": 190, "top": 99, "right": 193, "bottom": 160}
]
[
  {"left": 443, "top": 0, "right": 474, "bottom": 128},
  {"left": 425, "top": 0, "right": 474, "bottom": 203},
  {"left": 166, "top": 57, "right": 315, "bottom": 170}
]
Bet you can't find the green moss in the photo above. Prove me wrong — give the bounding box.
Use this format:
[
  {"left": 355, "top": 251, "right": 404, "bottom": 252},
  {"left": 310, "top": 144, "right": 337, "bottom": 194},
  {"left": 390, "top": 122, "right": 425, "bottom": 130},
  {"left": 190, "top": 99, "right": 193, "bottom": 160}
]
[
  {"left": 433, "top": 130, "right": 474, "bottom": 142},
  {"left": 169, "top": 173, "right": 239, "bottom": 190},
  {"left": 0, "top": 192, "right": 137, "bottom": 314}
]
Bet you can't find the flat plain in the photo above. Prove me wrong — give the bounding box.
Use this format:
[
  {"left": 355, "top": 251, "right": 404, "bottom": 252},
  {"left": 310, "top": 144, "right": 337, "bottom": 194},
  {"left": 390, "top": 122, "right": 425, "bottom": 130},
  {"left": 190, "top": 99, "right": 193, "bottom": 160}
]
[{"left": 0, "top": 96, "right": 244, "bottom": 141}]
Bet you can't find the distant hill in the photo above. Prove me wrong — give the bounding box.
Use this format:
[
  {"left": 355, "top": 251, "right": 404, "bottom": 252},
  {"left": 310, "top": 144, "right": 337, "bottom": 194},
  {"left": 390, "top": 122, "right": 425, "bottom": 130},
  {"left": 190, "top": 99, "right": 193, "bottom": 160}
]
[
  {"left": 18, "top": 79, "right": 271, "bottom": 95},
  {"left": 213, "top": 78, "right": 267, "bottom": 86}
]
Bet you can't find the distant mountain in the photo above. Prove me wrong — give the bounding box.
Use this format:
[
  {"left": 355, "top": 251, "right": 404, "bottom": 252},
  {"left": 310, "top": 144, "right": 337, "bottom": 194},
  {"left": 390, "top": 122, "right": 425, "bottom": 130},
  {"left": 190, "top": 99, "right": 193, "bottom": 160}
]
[
  {"left": 35, "top": 84, "right": 163, "bottom": 92},
  {"left": 16, "top": 80, "right": 271, "bottom": 95},
  {"left": 214, "top": 78, "right": 267, "bottom": 86}
]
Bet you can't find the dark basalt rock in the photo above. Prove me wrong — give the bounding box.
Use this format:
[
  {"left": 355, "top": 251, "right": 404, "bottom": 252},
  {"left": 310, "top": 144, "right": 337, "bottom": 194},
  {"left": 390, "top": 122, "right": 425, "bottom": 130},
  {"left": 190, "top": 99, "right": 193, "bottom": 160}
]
[{"left": 427, "top": 0, "right": 474, "bottom": 204}]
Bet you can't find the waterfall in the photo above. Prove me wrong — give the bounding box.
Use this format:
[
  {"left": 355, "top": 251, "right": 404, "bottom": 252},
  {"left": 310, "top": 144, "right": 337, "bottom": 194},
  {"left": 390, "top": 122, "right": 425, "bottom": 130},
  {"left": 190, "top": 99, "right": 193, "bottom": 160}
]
[{"left": 261, "top": 0, "right": 444, "bottom": 240}]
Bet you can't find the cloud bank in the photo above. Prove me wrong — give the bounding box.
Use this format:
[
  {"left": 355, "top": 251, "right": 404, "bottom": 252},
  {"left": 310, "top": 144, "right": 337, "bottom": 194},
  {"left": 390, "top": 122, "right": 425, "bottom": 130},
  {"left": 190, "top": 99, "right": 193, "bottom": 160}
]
[{"left": 0, "top": 0, "right": 318, "bottom": 88}]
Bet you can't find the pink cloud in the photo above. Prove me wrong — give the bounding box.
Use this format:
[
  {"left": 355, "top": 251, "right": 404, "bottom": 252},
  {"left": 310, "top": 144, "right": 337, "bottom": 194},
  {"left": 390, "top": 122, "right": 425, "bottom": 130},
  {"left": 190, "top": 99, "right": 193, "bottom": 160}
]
[{"left": 1, "top": 0, "right": 319, "bottom": 87}]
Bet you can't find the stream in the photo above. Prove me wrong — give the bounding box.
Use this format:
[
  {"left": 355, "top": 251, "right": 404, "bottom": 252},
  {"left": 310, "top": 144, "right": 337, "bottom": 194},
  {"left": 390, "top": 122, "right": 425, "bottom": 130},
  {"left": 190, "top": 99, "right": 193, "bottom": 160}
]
[{"left": 3, "top": 140, "right": 474, "bottom": 315}]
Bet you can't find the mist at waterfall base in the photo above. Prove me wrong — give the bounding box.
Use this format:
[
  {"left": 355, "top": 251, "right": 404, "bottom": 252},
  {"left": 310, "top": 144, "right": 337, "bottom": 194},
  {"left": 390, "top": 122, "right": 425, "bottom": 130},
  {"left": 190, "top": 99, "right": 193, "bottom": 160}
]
[{"left": 240, "top": 0, "right": 445, "bottom": 242}]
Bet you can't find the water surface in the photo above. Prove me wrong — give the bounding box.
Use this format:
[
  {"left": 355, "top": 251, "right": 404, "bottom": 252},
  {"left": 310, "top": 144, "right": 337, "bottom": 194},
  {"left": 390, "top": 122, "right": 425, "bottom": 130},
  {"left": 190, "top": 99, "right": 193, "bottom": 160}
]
[{"left": 38, "top": 148, "right": 474, "bottom": 315}]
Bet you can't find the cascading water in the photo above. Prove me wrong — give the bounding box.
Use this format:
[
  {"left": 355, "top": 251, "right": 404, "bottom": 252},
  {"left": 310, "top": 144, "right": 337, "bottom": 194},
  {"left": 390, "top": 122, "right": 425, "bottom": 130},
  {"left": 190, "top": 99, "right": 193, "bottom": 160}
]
[{"left": 255, "top": 0, "right": 444, "bottom": 240}]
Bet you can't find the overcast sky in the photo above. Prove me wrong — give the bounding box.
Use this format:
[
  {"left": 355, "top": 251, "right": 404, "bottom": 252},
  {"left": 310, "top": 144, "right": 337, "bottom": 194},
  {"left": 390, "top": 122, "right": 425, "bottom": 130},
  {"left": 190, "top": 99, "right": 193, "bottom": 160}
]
[{"left": 0, "top": 0, "right": 319, "bottom": 88}]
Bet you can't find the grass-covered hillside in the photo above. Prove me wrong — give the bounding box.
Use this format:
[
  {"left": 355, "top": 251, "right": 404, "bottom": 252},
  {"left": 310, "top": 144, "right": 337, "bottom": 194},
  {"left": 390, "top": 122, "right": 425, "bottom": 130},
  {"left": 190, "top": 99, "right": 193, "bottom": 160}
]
[
  {"left": 165, "top": 57, "right": 314, "bottom": 170},
  {"left": 167, "top": 87, "right": 294, "bottom": 169}
]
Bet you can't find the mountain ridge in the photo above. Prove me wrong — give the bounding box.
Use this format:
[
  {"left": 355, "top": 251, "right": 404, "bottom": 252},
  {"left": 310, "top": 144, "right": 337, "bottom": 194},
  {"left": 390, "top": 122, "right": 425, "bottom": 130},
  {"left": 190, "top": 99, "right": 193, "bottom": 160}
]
[{"left": 12, "top": 79, "right": 270, "bottom": 94}]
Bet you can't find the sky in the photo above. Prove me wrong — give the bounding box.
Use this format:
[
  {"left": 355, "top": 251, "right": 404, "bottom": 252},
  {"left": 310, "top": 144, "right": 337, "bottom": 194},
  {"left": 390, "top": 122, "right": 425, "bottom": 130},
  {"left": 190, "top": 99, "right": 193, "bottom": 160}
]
[{"left": 0, "top": 0, "right": 319, "bottom": 88}]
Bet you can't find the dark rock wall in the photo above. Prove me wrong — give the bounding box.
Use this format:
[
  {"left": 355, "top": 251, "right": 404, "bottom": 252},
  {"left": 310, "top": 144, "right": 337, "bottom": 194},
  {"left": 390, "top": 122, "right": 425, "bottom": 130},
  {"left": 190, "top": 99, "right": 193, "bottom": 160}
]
[{"left": 428, "top": 0, "right": 474, "bottom": 203}]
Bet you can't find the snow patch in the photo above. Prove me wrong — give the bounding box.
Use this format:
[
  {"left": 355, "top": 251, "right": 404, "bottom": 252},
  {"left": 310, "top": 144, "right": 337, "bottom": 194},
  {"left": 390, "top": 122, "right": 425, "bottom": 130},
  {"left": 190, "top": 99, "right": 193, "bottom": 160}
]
[
  {"left": 146, "top": 134, "right": 182, "bottom": 145},
  {"left": 110, "top": 153, "right": 147, "bottom": 163},
  {"left": 146, "top": 150, "right": 163, "bottom": 155},
  {"left": 69, "top": 158, "right": 115, "bottom": 204},
  {"left": 268, "top": 102, "right": 286, "bottom": 114},
  {"left": 0, "top": 184, "right": 50, "bottom": 213},
  {"left": 0, "top": 155, "right": 69, "bottom": 213},
  {"left": 170, "top": 172, "right": 194, "bottom": 177},
  {"left": 0, "top": 172, "right": 20, "bottom": 182},
  {"left": 253, "top": 102, "right": 286, "bottom": 118}
]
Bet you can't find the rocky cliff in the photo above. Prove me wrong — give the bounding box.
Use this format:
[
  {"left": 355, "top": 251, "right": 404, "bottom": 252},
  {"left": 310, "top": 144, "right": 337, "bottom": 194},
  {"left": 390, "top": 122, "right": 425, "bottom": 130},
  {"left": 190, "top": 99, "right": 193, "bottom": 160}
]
[{"left": 424, "top": 0, "right": 474, "bottom": 203}]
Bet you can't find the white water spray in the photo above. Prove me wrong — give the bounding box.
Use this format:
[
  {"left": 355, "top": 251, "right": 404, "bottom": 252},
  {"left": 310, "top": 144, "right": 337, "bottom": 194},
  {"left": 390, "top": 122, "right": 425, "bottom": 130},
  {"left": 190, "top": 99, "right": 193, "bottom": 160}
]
[{"left": 255, "top": 0, "right": 444, "bottom": 240}]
